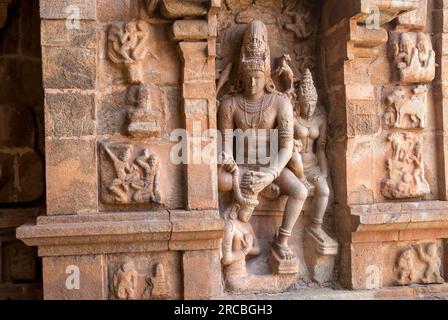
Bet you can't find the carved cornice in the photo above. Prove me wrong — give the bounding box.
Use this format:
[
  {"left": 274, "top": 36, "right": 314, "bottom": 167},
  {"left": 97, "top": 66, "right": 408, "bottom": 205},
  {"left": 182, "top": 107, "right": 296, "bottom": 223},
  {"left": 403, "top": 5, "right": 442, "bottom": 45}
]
[
  {"left": 355, "top": 0, "right": 420, "bottom": 25},
  {"left": 0, "top": 0, "right": 13, "bottom": 28}
]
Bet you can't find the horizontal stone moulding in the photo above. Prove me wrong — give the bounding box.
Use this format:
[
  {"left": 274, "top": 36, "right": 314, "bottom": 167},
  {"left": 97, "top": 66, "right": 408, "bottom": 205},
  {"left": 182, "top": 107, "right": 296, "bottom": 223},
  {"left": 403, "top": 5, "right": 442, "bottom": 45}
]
[
  {"left": 16, "top": 210, "right": 223, "bottom": 257},
  {"left": 348, "top": 200, "right": 448, "bottom": 234}
]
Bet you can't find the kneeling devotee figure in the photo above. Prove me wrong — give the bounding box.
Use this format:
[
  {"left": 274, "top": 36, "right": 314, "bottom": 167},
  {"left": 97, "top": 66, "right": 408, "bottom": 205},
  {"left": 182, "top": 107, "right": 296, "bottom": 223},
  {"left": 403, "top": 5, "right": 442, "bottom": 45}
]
[{"left": 218, "top": 20, "right": 308, "bottom": 265}]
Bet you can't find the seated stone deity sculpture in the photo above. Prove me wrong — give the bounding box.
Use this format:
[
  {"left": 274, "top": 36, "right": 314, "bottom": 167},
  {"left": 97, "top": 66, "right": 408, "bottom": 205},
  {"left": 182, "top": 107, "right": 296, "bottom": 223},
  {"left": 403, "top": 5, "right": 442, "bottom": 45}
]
[
  {"left": 218, "top": 20, "right": 308, "bottom": 264},
  {"left": 287, "top": 69, "right": 336, "bottom": 248}
]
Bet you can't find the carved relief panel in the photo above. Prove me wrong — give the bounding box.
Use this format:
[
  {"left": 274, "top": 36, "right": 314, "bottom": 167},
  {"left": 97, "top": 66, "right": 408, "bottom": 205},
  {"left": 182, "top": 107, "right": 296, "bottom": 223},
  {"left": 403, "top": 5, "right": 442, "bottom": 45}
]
[
  {"left": 216, "top": 0, "right": 319, "bottom": 100},
  {"left": 389, "top": 31, "right": 435, "bottom": 84},
  {"left": 108, "top": 252, "right": 181, "bottom": 300},
  {"left": 99, "top": 141, "right": 184, "bottom": 211},
  {"left": 395, "top": 243, "right": 444, "bottom": 286},
  {"left": 381, "top": 132, "right": 430, "bottom": 199}
]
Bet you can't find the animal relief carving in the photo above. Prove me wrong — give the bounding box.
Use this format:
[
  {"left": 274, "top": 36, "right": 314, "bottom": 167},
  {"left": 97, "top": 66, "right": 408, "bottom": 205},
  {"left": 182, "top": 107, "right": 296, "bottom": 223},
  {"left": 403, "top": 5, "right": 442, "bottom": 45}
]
[
  {"left": 396, "top": 243, "right": 444, "bottom": 286},
  {"left": 384, "top": 86, "right": 427, "bottom": 129}
]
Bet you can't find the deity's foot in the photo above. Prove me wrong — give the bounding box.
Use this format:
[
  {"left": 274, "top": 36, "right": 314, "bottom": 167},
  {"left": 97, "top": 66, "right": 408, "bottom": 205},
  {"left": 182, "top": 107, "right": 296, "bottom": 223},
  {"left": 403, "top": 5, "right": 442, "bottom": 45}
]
[
  {"left": 269, "top": 237, "right": 299, "bottom": 275},
  {"left": 272, "top": 237, "right": 295, "bottom": 260},
  {"left": 305, "top": 225, "right": 338, "bottom": 256}
]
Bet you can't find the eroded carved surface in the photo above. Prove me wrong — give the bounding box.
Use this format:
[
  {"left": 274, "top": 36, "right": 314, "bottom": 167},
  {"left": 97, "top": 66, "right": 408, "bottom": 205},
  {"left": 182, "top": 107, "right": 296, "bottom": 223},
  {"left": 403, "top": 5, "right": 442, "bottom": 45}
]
[
  {"left": 396, "top": 243, "right": 444, "bottom": 286},
  {"left": 384, "top": 86, "right": 427, "bottom": 129},
  {"left": 112, "top": 261, "right": 170, "bottom": 300},
  {"left": 381, "top": 132, "right": 430, "bottom": 199},
  {"left": 390, "top": 31, "right": 435, "bottom": 84},
  {"left": 100, "top": 142, "right": 162, "bottom": 205}
]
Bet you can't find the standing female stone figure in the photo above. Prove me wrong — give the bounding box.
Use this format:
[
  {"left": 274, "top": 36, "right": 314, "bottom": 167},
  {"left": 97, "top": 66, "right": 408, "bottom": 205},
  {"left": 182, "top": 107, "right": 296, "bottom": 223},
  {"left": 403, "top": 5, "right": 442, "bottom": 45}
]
[
  {"left": 218, "top": 20, "right": 308, "bottom": 261},
  {"left": 287, "top": 69, "right": 334, "bottom": 245}
]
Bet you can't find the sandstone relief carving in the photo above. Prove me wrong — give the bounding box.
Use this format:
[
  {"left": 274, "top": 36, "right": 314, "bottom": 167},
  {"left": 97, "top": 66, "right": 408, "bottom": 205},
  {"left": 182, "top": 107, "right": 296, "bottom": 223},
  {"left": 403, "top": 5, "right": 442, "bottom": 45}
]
[
  {"left": 381, "top": 132, "right": 430, "bottom": 199},
  {"left": 101, "top": 143, "right": 162, "bottom": 205},
  {"left": 396, "top": 243, "right": 445, "bottom": 286},
  {"left": 384, "top": 85, "right": 427, "bottom": 129},
  {"left": 218, "top": 20, "right": 337, "bottom": 292},
  {"left": 218, "top": 20, "right": 301, "bottom": 274},
  {"left": 221, "top": 152, "right": 295, "bottom": 293},
  {"left": 127, "top": 84, "right": 161, "bottom": 138},
  {"left": 288, "top": 69, "right": 338, "bottom": 257},
  {"left": 112, "top": 261, "right": 170, "bottom": 300},
  {"left": 108, "top": 21, "right": 151, "bottom": 84},
  {"left": 281, "top": 2, "right": 313, "bottom": 39},
  {"left": 391, "top": 32, "right": 435, "bottom": 84},
  {"left": 108, "top": 21, "right": 161, "bottom": 139}
]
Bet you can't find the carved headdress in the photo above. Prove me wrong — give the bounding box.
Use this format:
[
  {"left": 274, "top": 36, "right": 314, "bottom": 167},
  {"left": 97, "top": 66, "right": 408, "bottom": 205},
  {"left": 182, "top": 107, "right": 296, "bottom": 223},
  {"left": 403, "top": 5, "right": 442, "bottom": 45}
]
[
  {"left": 297, "top": 68, "right": 318, "bottom": 102},
  {"left": 239, "top": 20, "right": 271, "bottom": 75}
]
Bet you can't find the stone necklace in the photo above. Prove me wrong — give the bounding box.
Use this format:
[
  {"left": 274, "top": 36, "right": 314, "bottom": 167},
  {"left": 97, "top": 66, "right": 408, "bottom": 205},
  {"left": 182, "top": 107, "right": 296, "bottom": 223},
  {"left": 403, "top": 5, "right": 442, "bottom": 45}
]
[{"left": 238, "top": 95, "right": 272, "bottom": 129}]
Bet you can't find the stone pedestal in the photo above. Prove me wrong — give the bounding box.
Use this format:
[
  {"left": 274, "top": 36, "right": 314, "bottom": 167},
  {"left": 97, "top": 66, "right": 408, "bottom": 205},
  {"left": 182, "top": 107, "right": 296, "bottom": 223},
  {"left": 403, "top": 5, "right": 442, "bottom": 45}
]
[{"left": 304, "top": 228, "right": 338, "bottom": 284}]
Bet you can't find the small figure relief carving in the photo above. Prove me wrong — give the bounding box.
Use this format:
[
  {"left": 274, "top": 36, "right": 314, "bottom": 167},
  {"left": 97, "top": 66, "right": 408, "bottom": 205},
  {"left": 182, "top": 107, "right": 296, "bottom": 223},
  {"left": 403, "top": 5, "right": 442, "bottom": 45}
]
[
  {"left": 221, "top": 152, "right": 295, "bottom": 293},
  {"left": 396, "top": 243, "right": 445, "bottom": 286},
  {"left": 112, "top": 261, "right": 170, "bottom": 300},
  {"left": 101, "top": 142, "right": 162, "bottom": 205},
  {"left": 113, "top": 261, "right": 139, "bottom": 300},
  {"left": 281, "top": 1, "right": 313, "bottom": 39},
  {"left": 381, "top": 132, "right": 430, "bottom": 199},
  {"left": 108, "top": 20, "right": 150, "bottom": 84},
  {"left": 127, "top": 84, "right": 161, "bottom": 138},
  {"left": 391, "top": 32, "right": 435, "bottom": 84},
  {"left": 273, "top": 54, "right": 296, "bottom": 102},
  {"left": 384, "top": 86, "right": 427, "bottom": 129}
]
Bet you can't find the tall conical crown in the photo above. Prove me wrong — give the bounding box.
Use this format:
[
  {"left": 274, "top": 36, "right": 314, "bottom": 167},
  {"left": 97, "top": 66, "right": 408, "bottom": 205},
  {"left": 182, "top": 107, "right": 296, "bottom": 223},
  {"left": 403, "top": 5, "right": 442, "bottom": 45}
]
[
  {"left": 298, "top": 69, "right": 318, "bottom": 101},
  {"left": 239, "top": 20, "right": 271, "bottom": 75}
]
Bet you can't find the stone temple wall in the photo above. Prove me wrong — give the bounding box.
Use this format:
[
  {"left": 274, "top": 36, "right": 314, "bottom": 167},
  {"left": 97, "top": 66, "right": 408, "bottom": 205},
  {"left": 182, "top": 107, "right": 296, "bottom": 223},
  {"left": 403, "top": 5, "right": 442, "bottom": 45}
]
[
  {"left": 3, "top": 0, "right": 448, "bottom": 300},
  {"left": 0, "top": 0, "right": 44, "bottom": 299}
]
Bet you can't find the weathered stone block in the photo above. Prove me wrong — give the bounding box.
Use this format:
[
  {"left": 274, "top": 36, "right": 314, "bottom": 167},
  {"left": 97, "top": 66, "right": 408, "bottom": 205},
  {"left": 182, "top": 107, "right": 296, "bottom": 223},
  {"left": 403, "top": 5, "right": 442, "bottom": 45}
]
[
  {"left": 40, "top": 0, "right": 96, "bottom": 20},
  {"left": 182, "top": 250, "right": 222, "bottom": 300},
  {"left": 45, "top": 91, "right": 95, "bottom": 138},
  {"left": 43, "top": 255, "right": 105, "bottom": 300},
  {"left": 41, "top": 19, "right": 96, "bottom": 49},
  {"left": 46, "top": 138, "right": 97, "bottom": 215},
  {"left": 42, "top": 47, "right": 96, "bottom": 89}
]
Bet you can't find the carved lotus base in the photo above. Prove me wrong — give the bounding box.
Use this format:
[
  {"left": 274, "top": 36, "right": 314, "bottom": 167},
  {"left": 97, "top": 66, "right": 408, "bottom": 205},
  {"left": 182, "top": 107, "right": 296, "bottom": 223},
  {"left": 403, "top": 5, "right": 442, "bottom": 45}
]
[{"left": 268, "top": 247, "right": 299, "bottom": 275}]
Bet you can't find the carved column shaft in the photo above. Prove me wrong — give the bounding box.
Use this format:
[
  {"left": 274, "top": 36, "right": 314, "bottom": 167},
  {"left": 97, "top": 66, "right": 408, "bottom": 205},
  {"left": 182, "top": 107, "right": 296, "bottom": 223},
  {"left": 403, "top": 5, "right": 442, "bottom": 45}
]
[{"left": 176, "top": 7, "right": 219, "bottom": 211}]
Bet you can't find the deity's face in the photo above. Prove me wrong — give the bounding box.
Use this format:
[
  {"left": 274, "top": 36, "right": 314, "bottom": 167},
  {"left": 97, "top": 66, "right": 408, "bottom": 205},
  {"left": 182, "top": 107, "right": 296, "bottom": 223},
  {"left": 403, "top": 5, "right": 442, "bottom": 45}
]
[
  {"left": 242, "top": 70, "right": 266, "bottom": 98},
  {"left": 238, "top": 206, "right": 254, "bottom": 223},
  {"left": 148, "top": 156, "right": 157, "bottom": 166},
  {"left": 300, "top": 97, "right": 318, "bottom": 119}
]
